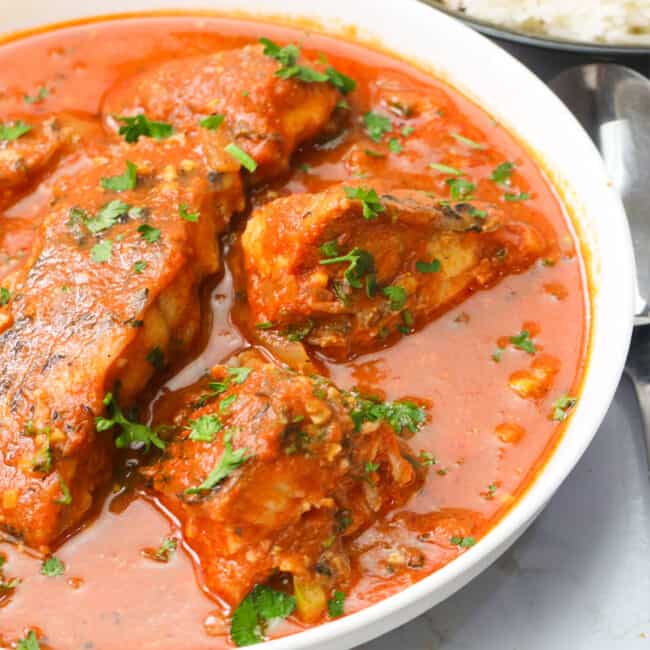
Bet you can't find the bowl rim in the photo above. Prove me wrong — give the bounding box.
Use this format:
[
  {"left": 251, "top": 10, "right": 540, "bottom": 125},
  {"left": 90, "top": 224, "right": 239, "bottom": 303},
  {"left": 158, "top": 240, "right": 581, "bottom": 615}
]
[
  {"left": 0, "top": 2, "right": 636, "bottom": 649},
  {"left": 420, "top": 1, "right": 650, "bottom": 55}
]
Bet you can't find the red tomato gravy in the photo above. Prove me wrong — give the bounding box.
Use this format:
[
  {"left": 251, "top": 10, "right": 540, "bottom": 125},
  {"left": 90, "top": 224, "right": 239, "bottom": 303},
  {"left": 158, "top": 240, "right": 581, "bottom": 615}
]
[{"left": 0, "top": 14, "right": 588, "bottom": 649}]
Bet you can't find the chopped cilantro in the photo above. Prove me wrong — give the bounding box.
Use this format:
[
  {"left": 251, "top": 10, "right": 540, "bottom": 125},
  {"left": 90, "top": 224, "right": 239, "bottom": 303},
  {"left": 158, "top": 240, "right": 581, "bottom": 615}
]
[
  {"left": 188, "top": 414, "right": 222, "bottom": 442},
  {"left": 450, "top": 131, "right": 486, "bottom": 150},
  {"left": 220, "top": 394, "right": 237, "bottom": 412},
  {"left": 255, "top": 321, "right": 274, "bottom": 330},
  {"left": 382, "top": 285, "right": 407, "bottom": 311},
  {"left": 285, "top": 320, "right": 314, "bottom": 342},
  {"left": 154, "top": 537, "right": 177, "bottom": 562},
  {"left": 492, "top": 348, "right": 504, "bottom": 362},
  {"left": 40, "top": 556, "right": 65, "bottom": 577},
  {"left": 450, "top": 536, "right": 476, "bottom": 548},
  {"left": 491, "top": 161, "right": 514, "bottom": 185},
  {"left": 351, "top": 396, "right": 426, "bottom": 434},
  {"left": 401, "top": 125, "right": 415, "bottom": 137},
  {"left": 328, "top": 590, "right": 346, "bottom": 618},
  {"left": 509, "top": 330, "right": 536, "bottom": 354},
  {"left": 0, "top": 120, "right": 31, "bottom": 142},
  {"left": 199, "top": 114, "right": 225, "bottom": 130},
  {"left": 429, "top": 162, "right": 463, "bottom": 175},
  {"left": 179, "top": 203, "right": 199, "bottom": 222},
  {"left": 53, "top": 477, "right": 72, "bottom": 505},
  {"left": 0, "top": 287, "right": 10, "bottom": 306},
  {"left": 416, "top": 259, "right": 441, "bottom": 273},
  {"left": 552, "top": 395, "right": 577, "bottom": 422},
  {"left": 134, "top": 260, "right": 147, "bottom": 274},
  {"left": 320, "top": 247, "right": 375, "bottom": 291},
  {"left": 85, "top": 200, "right": 130, "bottom": 234},
  {"left": 231, "top": 585, "right": 296, "bottom": 647},
  {"left": 388, "top": 138, "right": 402, "bottom": 154},
  {"left": 116, "top": 114, "right": 173, "bottom": 143},
  {"left": 24, "top": 86, "right": 49, "bottom": 104},
  {"left": 225, "top": 143, "right": 258, "bottom": 172},
  {"left": 228, "top": 367, "right": 252, "bottom": 384},
  {"left": 319, "top": 240, "right": 340, "bottom": 258},
  {"left": 364, "top": 148, "right": 385, "bottom": 159},
  {"left": 138, "top": 224, "right": 161, "bottom": 243},
  {"left": 100, "top": 161, "right": 137, "bottom": 192},
  {"left": 446, "top": 177, "right": 476, "bottom": 200},
  {"left": 364, "top": 461, "right": 380, "bottom": 474},
  {"left": 343, "top": 186, "right": 385, "bottom": 220},
  {"left": 185, "top": 430, "right": 249, "bottom": 494},
  {"left": 419, "top": 451, "right": 436, "bottom": 466},
  {"left": 16, "top": 631, "right": 40, "bottom": 650},
  {"left": 96, "top": 392, "right": 165, "bottom": 451},
  {"left": 259, "top": 38, "right": 355, "bottom": 94},
  {"left": 504, "top": 192, "right": 531, "bottom": 202},
  {"left": 363, "top": 111, "right": 392, "bottom": 142},
  {"left": 90, "top": 239, "right": 112, "bottom": 263}
]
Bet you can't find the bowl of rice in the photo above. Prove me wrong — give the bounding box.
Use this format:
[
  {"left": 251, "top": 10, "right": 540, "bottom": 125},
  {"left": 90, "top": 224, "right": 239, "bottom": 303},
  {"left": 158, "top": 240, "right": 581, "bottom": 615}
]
[{"left": 425, "top": 0, "right": 650, "bottom": 53}]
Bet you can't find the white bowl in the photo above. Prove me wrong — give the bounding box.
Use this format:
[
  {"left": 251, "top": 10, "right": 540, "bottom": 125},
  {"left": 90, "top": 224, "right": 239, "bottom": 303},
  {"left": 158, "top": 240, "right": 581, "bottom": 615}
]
[{"left": 2, "top": 2, "right": 636, "bottom": 649}]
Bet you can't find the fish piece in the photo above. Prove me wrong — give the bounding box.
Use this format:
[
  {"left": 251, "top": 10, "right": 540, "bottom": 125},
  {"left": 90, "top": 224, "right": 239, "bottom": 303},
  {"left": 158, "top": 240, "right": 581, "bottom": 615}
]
[
  {"left": 242, "top": 183, "right": 548, "bottom": 358},
  {"left": 102, "top": 44, "right": 341, "bottom": 181},
  {"left": 144, "top": 351, "right": 419, "bottom": 607}
]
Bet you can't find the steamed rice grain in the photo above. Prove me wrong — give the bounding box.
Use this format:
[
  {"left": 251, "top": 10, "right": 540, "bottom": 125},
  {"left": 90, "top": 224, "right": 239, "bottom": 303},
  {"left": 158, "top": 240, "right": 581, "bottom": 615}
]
[{"left": 440, "top": 1, "right": 650, "bottom": 45}]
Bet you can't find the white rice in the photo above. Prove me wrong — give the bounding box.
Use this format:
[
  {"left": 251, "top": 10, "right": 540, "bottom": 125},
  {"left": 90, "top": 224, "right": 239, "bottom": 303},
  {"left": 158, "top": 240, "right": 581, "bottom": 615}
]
[{"left": 440, "top": 0, "right": 650, "bottom": 45}]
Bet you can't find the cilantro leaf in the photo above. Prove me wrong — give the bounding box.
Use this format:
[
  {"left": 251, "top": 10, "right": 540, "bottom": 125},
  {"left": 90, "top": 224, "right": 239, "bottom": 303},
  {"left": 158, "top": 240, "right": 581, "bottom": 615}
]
[
  {"left": 0, "top": 120, "right": 31, "bottom": 142},
  {"left": 320, "top": 247, "right": 375, "bottom": 290},
  {"left": 96, "top": 392, "right": 165, "bottom": 451},
  {"left": 231, "top": 592, "right": 263, "bottom": 647},
  {"left": 504, "top": 192, "right": 531, "bottom": 202},
  {"left": 0, "top": 287, "right": 10, "bottom": 306},
  {"left": 90, "top": 239, "right": 113, "bottom": 263},
  {"left": 328, "top": 590, "right": 346, "bottom": 618},
  {"left": 54, "top": 477, "right": 72, "bottom": 505},
  {"left": 429, "top": 162, "right": 463, "bottom": 175},
  {"left": 491, "top": 161, "right": 514, "bottom": 185},
  {"left": 450, "top": 131, "right": 486, "bottom": 150},
  {"left": 225, "top": 143, "right": 258, "bottom": 172},
  {"left": 154, "top": 537, "right": 177, "bottom": 562},
  {"left": 285, "top": 320, "right": 314, "bottom": 342},
  {"left": 388, "top": 138, "right": 402, "bottom": 154},
  {"left": 450, "top": 536, "right": 476, "bottom": 548},
  {"left": 188, "top": 414, "right": 222, "bottom": 442},
  {"left": 179, "top": 203, "right": 199, "bottom": 222},
  {"left": 325, "top": 66, "right": 356, "bottom": 94},
  {"left": 382, "top": 285, "right": 407, "bottom": 311},
  {"left": 552, "top": 395, "right": 577, "bottom": 422},
  {"left": 343, "top": 186, "right": 385, "bottom": 220},
  {"left": 16, "top": 631, "right": 40, "bottom": 650},
  {"left": 146, "top": 346, "right": 165, "bottom": 370},
  {"left": 509, "top": 330, "right": 536, "bottom": 354},
  {"left": 138, "top": 224, "right": 161, "bottom": 243},
  {"left": 185, "top": 431, "right": 249, "bottom": 494},
  {"left": 231, "top": 585, "right": 296, "bottom": 647},
  {"left": 116, "top": 114, "right": 173, "bottom": 143},
  {"left": 319, "top": 240, "right": 340, "bottom": 258},
  {"left": 41, "top": 556, "right": 65, "bottom": 577},
  {"left": 446, "top": 177, "right": 476, "bottom": 200},
  {"left": 134, "top": 260, "right": 147, "bottom": 274},
  {"left": 416, "top": 259, "right": 441, "bottom": 273},
  {"left": 363, "top": 111, "right": 392, "bottom": 142},
  {"left": 199, "top": 114, "right": 225, "bottom": 130},
  {"left": 24, "top": 86, "right": 49, "bottom": 104},
  {"left": 85, "top": 200, "right": 130, "bottom": 234},
  {"left": 101, "top": 161, "right": 137, "bottom": 192},
  {"left": 351, "top": 396, "right": 426, "bottom": 434},
  {"left": 227, "top": 367, "right": 253, "bottom": 384}
]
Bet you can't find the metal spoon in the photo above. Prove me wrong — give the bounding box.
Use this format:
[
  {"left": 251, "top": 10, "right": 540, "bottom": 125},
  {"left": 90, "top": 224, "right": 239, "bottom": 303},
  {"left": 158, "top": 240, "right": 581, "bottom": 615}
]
[{"left": 550, "top": 64, "right": 650, "bottom": 464}]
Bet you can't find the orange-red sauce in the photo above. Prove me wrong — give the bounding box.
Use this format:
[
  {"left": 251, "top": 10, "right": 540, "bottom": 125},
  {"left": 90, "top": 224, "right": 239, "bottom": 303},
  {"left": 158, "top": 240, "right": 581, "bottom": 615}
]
[{"left": 0, "top": 15, "right": 588, "bottom": 648}]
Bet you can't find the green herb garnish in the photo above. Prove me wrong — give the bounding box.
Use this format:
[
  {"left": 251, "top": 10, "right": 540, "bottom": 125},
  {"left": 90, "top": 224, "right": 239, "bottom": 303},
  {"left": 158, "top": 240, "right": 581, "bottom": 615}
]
[
  {"left": 416, "top": 259, "right": 441, "bottom": 273},
  {"left": 225, "top": 143, "right": 258, "bottom": 172},
  {"left": 0, "top": 120, "right": 31, "bottom": 141},
  {"left": 509, "top": 330, "right": 536, "bottom": 354},
  {"left": 179, "top": 203, "right": 199, "bottom": 222},
  {"left": 363, "top": 111, "right": 392, "bottom": 142},
  {"left": 138, "top": 224, "right": 161, "bottom": 243},
  {"left": 343, "top": 186, "right": 385, "bottom": 220},
  {"left": 41, "top": 556, "right": 65, "bottom": 577},
  {"left": 116, "top": 114, "right": 173, "bottom": 143},
  {"left": 552, "top": 395, "right": 577, "bottom": 422},
  {"left": 199, "top": 114, "right": 225, "bottom": 130},
  {"left": 101, "top": 161, "right": 137, "bottom": 192},
  {"left": 90, "top": 239, "right": 113, "bottom": 263}
]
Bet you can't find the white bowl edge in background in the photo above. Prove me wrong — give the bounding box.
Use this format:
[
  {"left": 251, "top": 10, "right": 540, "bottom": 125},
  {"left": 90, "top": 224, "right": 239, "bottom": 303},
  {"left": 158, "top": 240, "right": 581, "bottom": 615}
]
[{"left": 0, "top": 2, "right": 636, "bottom": 649}]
